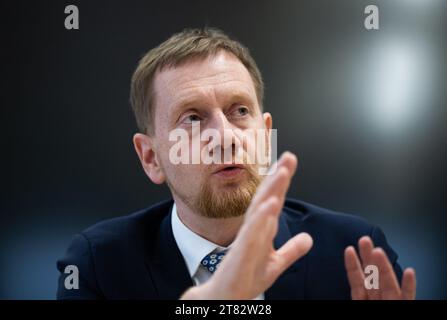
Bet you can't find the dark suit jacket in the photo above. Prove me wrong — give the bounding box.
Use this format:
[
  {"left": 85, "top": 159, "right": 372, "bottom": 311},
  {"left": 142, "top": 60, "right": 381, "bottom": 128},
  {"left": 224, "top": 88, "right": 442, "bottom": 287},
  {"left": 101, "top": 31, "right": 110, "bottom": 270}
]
[{"left": 56, "top": 198, "right": 402, "bottom": 299}]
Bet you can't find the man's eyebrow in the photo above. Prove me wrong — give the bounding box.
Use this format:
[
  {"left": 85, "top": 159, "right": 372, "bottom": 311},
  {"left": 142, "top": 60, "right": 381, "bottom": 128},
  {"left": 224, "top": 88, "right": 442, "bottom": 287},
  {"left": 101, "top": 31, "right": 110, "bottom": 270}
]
[
  {"left": 168, "top": 96, "right": 205, "bottom": 125},
  {"left": 228, "top": 91, "right": 254, "bottom": 105},
  {"left": 171, "top": 96, "right": 205, "bottom": 113},
  {"left": 171, "top": 89, "right": 255, "bottom": 115}
]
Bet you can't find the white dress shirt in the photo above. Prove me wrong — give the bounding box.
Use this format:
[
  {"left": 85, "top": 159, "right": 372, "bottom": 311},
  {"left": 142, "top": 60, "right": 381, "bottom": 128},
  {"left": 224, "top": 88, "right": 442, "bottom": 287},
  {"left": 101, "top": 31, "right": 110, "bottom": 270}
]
[{"left": 171, "top": 203, "right": 264, "bottom": 300}]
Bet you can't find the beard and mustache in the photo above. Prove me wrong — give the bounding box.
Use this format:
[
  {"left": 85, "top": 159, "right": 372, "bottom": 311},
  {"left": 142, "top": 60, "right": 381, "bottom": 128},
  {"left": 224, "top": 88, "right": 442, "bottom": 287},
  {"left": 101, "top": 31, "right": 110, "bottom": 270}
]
[
  {"left": 195, "top": 164, "right": 262, "bottom": 219},
  {"left": 167, "top": 163, "right": 263, "bottom": 219}
]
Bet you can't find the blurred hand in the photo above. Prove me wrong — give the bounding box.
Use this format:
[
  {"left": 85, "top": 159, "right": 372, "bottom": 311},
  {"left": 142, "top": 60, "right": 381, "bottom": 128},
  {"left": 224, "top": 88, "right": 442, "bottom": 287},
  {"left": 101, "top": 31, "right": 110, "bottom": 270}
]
[
  {"left": 181, "top": 152, "right": 313, "bottom": 299},
  {"left": 344, "top": 236, "right": 416, "bottom": 300}
]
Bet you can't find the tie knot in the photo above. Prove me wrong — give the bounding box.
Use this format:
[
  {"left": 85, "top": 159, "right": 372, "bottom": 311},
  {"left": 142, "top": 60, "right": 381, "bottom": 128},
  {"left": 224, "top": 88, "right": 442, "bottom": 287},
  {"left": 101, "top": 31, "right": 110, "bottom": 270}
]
[{"left": 200, "top": 251, "right": 227, "bottom": 273}]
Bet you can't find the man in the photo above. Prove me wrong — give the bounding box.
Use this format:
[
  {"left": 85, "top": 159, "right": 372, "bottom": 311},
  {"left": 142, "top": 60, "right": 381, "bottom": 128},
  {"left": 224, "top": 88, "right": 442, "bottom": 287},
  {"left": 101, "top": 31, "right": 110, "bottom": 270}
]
[{"left": 57, "top": 28, "right": 416, "bottom": 300}]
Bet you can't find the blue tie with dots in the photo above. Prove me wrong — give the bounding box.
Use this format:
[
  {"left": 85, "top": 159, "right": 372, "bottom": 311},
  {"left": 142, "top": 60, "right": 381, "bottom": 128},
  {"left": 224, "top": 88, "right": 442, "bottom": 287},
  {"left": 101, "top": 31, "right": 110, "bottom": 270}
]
[{"left": 200, "top": 251, "right": 227, "bottom": 273}]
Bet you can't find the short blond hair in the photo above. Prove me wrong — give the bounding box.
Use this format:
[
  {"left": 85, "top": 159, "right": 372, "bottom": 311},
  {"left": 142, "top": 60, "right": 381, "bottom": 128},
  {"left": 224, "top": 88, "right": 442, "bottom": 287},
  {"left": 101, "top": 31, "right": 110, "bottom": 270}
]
[{"left": 130, "top": 28, "right": 264, "bottom": 134}]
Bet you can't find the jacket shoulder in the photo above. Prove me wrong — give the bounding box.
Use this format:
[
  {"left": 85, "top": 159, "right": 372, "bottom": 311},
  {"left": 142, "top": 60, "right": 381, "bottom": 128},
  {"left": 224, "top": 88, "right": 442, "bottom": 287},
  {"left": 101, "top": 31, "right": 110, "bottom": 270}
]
[
  {"left": 283, "top": 198, "right": 375, "bottom": 241},
  {"left": 80, "top": 199, "right": 173, "bottom": 246},
  {"left": 56, "top": 199, "right": 173, "bottom": 299},
  {"left": 283, "top": 198, "right": 402, "bottom": 299}
]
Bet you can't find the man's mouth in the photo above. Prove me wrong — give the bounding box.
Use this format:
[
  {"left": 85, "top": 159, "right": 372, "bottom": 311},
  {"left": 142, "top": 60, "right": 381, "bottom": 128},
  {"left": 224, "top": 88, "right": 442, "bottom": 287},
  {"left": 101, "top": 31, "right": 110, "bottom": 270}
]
[{"left": 213, "top": 164, "right": 246, "bottom": 178}]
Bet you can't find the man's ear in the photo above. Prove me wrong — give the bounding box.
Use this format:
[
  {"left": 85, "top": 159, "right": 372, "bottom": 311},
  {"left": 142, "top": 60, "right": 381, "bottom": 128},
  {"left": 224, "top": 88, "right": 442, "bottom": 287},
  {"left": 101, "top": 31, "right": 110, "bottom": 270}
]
[
  {"left": 263, "top": 112, "right": 272, "bottom": 131},
  {"left": 263, "top": 112, "right": 273, "bottom": 143},
  {"left": 133, "top": 133, "right": 166, "bottom": 184},
  {"left": 262, "top": 112, "right": 273, "bottom": 162}
]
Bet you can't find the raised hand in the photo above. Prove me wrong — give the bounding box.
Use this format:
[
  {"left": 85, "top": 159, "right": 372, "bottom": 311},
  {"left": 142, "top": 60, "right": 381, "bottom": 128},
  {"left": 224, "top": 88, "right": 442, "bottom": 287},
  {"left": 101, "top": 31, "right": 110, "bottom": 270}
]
[
  {"left": 344, "top": 236, "right": 416, "bottom": 300},
  {"left": 181, "top": 152, "right": 313, "bottom": 299}
]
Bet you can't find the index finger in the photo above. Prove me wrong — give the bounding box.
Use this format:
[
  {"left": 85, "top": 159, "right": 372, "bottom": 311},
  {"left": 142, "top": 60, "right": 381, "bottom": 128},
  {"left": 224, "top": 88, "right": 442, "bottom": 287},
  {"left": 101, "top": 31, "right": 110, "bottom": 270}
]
[
  {"left": 344, "top": 246, "right": 368, "bottom": 300},
  {"left": 371, "top": 248, "right": 401, "bottom": 299},
  {"left": 248, "top": 152, "right": 297, "bottom": 214}
]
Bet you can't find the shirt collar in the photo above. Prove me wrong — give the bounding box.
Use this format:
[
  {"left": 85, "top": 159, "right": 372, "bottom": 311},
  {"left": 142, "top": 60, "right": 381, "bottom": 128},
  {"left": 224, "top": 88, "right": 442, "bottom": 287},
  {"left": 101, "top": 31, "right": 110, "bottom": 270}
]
[{"left": 171, "top": 203, "right": 228, "bottom": 277}]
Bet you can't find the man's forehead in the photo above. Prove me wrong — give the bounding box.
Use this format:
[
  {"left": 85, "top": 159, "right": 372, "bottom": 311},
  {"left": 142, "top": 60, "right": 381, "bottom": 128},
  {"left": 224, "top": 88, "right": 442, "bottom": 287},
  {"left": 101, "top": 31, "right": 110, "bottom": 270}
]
[{"left": 153, "top": 51, "right": 256, "bottom": 105}]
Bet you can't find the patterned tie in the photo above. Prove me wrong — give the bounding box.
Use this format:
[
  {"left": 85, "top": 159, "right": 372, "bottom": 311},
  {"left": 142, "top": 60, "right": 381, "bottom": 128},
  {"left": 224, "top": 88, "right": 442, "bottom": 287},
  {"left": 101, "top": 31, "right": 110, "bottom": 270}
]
[{"left": 200, "top": 250, "right": 227, "bottom": 273}]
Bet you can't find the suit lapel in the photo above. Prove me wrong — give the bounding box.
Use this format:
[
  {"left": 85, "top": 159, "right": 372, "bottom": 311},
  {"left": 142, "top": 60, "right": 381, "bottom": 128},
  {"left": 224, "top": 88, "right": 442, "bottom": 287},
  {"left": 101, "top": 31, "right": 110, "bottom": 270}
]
[
  {"left": 264, "top": 212, "right": 307, "bottom": 300},
  {"left": 145, "top": 205, "right": 194, "bottom": 299},
  {"left": 144, "top": 202, "right": 307, "bottom": 299}
]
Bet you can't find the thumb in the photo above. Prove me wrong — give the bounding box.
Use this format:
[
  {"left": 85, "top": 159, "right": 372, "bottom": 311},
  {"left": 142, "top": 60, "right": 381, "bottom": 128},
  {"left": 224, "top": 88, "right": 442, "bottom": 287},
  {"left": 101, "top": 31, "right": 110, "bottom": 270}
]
[{"left": 274, "top": 232, "right": 313, "bottom": 275}]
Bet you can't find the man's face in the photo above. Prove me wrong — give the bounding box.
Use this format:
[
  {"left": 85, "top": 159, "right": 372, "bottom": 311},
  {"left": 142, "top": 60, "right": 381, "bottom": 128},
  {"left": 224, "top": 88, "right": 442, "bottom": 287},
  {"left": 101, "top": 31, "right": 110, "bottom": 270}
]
[{"left": 146, "top": 51, "right": 272, "bottom": 218}]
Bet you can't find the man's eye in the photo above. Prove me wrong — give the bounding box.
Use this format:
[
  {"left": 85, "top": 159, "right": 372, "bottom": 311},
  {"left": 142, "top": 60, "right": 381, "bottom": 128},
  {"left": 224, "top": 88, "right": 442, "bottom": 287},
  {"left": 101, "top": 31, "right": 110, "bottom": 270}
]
[
  {"left": 183, "top": 114, "right": 202, "bottom": 124},
  {"left": 235, "top": 106, "right": 249, "bottom": 117}
]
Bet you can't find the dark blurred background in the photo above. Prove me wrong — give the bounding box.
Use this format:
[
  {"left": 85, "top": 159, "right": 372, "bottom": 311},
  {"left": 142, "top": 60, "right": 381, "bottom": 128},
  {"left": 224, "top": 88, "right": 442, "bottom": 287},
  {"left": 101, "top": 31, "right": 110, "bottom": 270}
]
[{"left": 1, "top": 0, "right": 446, "bottom": 299}]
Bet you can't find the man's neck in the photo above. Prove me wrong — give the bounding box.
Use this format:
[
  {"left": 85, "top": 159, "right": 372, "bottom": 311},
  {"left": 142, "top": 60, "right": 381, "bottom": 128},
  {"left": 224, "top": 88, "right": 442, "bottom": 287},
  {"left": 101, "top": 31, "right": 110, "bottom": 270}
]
[{"left": 172, "top": 196, "right": 244, "bottom": 247}]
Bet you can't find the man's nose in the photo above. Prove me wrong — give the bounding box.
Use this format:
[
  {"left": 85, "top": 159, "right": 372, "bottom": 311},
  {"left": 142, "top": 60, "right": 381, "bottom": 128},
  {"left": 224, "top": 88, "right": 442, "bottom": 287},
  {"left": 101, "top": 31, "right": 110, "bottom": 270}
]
[
  {"left": 206, "top": 111, "right": 240, "bottom": 155},
  {"left": 208, "top": 111, "right": 233, "bottom": 137}
]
